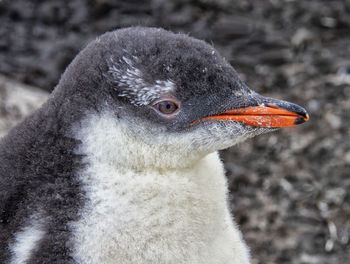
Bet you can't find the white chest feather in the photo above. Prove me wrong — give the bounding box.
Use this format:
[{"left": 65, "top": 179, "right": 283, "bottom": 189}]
[{"left": 70, "top": 113, "right": 250, "bottom": 264}]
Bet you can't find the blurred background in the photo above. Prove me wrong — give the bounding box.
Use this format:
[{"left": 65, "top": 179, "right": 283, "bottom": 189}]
[{"left": 0, "top": 0, "right": 349, "bottom": 263}]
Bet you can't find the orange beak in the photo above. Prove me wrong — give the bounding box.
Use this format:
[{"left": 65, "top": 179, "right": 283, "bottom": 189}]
[{"left": 199, "top": 104, "right": 309, "bottom": 128}]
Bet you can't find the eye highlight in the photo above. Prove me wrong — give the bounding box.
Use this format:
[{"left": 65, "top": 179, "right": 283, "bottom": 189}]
[{"left": 153, "top": 100, "right": 179, "bottom": 115}]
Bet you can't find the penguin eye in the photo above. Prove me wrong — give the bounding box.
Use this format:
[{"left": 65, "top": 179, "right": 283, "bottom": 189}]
[{"left": 153, "top": 100, "right": 179, "bottom": 115}]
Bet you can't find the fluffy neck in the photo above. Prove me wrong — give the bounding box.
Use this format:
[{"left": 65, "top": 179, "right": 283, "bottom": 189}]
[{"left": 72, "top": 111, "right": 210, "bottom": 171}]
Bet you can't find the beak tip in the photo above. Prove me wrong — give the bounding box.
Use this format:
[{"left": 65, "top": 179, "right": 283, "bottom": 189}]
[
  {"left": 293, "top": 110, "right": 309, "bottom": 125},
  {"left": 266, "top": 102, "right": 309, "bottom": 124},
  {"left": 305, "top": 113, "right": 310, "bottom": 121},
  {"left": 294, "top": 117, "right": 306, "bottom": 125}
]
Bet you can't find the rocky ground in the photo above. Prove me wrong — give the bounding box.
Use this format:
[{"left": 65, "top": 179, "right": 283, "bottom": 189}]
[
  {"left": 0, "top": 75, "right": 48, "bottom": 137},
  {"left": 0, "top": 0, "right": 349, "bottom": 263}
]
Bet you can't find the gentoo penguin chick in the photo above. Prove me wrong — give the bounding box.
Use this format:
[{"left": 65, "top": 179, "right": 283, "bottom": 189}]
[{"left": 0, "top": 27, "right": 309, "bottom": 264}]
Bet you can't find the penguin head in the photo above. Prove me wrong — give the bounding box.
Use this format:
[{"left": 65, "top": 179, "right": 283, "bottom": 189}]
[{"left": 57, "top": 27, "right": 309, "bottom": 169}]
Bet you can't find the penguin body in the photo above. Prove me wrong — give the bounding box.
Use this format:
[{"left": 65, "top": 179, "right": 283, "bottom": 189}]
[{"left": 0, "top": 27, "right": 308, "bottom": 263}]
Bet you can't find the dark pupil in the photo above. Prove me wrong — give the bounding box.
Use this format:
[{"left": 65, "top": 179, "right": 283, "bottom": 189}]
[{"left": 158, "top": 101, "right": 177, "bottom": 114}]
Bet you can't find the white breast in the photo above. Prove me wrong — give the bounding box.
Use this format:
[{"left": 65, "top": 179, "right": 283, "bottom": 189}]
[{"left": 69, "top": 112, "right": 250, "bottom": 264}]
